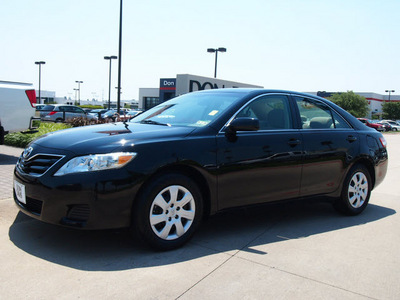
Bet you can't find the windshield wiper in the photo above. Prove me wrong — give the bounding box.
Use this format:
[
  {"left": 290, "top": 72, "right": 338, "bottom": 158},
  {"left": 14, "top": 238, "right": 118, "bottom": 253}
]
[{"left": 140, "top": 119, "right": 170, "bottom": 126}]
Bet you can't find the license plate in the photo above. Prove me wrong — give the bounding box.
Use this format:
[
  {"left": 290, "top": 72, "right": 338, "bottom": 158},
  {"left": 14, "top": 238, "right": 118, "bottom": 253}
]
[{"left": 14, "top": 180, "right": 26, "bottom": 204}]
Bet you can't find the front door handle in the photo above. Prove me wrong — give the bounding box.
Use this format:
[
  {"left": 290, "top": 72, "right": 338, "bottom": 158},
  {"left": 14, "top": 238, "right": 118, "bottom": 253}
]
[{"left": 288, "top": 139, "right": 301, "bottom": 147}]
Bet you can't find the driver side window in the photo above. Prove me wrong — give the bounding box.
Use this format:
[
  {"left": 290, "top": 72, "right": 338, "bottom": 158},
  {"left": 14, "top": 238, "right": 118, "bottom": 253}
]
[{"left": 236, "top": 94, "right": 292, "bottom": 130}]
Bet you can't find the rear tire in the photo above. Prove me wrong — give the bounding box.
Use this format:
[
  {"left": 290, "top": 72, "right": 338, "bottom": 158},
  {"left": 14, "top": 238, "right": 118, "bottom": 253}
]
[
  {"left": 334, "top": 164, "right": 371, "bottom": 215},
  {"left": 132, "top": 173, "right": 203, "bottom": 251}
]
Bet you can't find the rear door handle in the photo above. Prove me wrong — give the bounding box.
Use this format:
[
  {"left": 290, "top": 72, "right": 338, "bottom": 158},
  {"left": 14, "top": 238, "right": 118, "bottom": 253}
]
[{"left": 347, "top": 135, "right": 357, "bottom": 143}]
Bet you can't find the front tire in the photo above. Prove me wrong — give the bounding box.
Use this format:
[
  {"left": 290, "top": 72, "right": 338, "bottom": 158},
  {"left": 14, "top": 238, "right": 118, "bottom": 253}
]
[
  {"left": 133, "top": 173, "right": 203, "bottom": 250},
  {"left": 334, "top": 164, "right": 371, "bottom": 215}
]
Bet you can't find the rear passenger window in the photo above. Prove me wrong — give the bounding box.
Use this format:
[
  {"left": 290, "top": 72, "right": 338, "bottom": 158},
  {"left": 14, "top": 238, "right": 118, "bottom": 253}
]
[
  {"left": 294, "top": 97, "right": 350, "bottom": 129},
  {"left": 331, "top": 110, "right": 351, "bottom": 128},
  {"left": 236, "top": 94, "right": 292, "bottom": 130}
]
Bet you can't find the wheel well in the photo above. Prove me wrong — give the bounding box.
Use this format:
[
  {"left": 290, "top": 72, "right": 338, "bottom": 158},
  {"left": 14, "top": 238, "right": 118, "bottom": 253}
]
[
  {"left": 354, "top": 158, "right": 376, "bottom": 189},
  {"left": 134, "top": 164, "right": 212, "bottom": 219}
]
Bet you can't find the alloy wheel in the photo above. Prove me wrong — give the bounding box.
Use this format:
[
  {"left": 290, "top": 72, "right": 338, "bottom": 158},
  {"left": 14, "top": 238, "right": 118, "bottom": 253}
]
[
  {"left": 149, "top": 185, "right": 196, "bottom": 240},
  {"left": 347, "top": 172, "right": 368, "bottom": 208}
]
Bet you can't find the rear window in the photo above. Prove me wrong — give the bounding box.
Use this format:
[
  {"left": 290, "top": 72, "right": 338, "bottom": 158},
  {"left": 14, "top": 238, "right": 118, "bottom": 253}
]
[{"left": 42, "top": 105, "right": 55, "bottom": 111}]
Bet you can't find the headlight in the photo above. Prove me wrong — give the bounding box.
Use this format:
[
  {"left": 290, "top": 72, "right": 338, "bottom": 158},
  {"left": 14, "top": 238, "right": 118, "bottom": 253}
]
[{"left": 54, "top": 152, "right": 137, "bottom": 176}]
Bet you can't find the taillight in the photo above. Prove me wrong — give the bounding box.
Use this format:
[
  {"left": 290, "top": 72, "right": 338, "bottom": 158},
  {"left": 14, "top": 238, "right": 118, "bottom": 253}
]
[
  {"left": 25, "top": 89, "right": 37, "bottom": 107},
  {"left": 48, "top": 111, "right": 57, "bottom": 116},
  {"left": 379, "top": 136, "right": 387, "bottom": 148}
]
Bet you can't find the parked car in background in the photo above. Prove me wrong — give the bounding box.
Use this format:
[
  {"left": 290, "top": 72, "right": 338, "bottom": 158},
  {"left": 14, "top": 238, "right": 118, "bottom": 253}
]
[
  {"left": 34, "top": 104, "right": 46, "bottom": 117},
  {"left": 34, "top": 104, "right": 46, "bottom": 111},
  {"left": 14, "top": 89, "right": 388, "bottom": 250},
  {"left": 357, "top": 118, "right": 384, "bottom": 132},
  {"left": 40, "top": 104, "right": 96, "bottom": 122},
  {"left": 89, "top": 109, "right": 108, "bottom": 119},
  {"left": 101, "top": 110, "right": 123, "bottom": 121},
  {"left": 381, "top": 120, "right": 400, "bottom": 131},
  {"left": 377, "top": 121, "right": 393, "bottom": 131}
]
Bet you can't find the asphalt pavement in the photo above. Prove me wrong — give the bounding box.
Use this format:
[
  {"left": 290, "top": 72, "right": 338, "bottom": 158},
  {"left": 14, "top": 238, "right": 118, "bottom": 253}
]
[{"left": 0, "top": 135, "right": 399, "bottom": 299}]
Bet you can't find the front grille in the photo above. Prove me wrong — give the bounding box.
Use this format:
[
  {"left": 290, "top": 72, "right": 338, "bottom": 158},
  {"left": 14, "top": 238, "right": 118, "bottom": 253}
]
[
  {"left": 17, "top": 154, "right": 64, "bottom": 176},
  {"left": 14, "top": 192, "right": 43, "bottom": 215},
  {"left": 67, "top": 205, "right": 90, "bottom": 221}
]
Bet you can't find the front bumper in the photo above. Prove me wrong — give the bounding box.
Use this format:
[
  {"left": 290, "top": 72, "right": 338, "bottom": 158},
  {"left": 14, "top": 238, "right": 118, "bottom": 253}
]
[{"left": 13, "top": 167, "right": 143, "bottom": 230}]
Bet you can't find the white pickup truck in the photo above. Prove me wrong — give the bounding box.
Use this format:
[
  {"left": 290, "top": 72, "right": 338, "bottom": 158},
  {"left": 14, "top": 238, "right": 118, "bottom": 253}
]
[{"left": 0, "top": 81, "right": 38, "bottom": 144}]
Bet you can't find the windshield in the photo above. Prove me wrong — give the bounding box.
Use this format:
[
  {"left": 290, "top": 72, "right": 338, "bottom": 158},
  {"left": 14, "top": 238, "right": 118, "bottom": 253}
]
[{"left": 131, "top": 91, "right": 242, "bottom": 127}]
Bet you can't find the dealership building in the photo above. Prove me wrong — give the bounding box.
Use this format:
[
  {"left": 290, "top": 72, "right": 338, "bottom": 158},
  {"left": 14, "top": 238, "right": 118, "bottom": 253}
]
[
  {"left": 26, "top": 72, "right": 398, "bottom": 118},
  {"left": 138, "top": 74, "right": 263, "bottom": 110},
  {"left": 138, "top": 75, "right": 399, "bottom": 118},
  {"left": 354, "top": 92, "right": 400, "bottom": 118}
]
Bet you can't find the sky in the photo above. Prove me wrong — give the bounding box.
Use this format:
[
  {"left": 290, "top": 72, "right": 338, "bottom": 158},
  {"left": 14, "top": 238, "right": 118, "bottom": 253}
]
[{"left": 1, "top": 0, "right": 399, "bottom": 102}]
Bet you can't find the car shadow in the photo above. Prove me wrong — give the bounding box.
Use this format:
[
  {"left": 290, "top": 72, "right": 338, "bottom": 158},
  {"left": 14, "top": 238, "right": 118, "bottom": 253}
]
[
  {"left": 8, "top": 200, "right": 395, "bottom": 271},
  {"left": 0, "top": 153, "right": 18, "bottom": 165}
]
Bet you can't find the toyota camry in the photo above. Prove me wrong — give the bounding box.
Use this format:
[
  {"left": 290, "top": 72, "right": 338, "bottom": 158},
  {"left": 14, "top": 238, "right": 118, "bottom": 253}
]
[{"left": 14, "top": 89, "right": 388, "bottom": 250}]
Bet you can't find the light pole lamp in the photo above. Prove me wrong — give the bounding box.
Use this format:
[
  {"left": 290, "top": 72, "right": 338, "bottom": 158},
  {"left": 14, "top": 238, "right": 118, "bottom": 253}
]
[
  {"left": 207, "top": 47, "right": 226, "bottom": 78},
  {"left": 385, "top": 90, "right": 395, "bottom": 102},
  {"left": 104, "top": 56, "right": 118, "bottom": 109},
  {"left": 35, "top": 61, "right": 46, "bottom": 104},
  {"left": 75, "top": 80, "right": 83, "bottom": 105}
]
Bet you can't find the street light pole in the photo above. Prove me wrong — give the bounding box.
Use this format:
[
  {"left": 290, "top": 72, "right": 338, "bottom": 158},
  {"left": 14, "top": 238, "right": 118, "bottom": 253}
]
[
  {"left": 104, "top": 56, "right": 117, "bottom": 110},
  {"left": 207, "top": 47, "right": 226, "bottom": 78},
  {"left": 117, "top": 0, "right": 123, "bottom": 114},
  {"left": 385, "top": 90, "right": 395, "bottom": 102},
  {"left": 75, "top": 81, "right": 83, "bottom": 105},
  {"left": 73, "top": 88, "right": 79, "bottom": 103},
  {"left": 35, "top": 61, "right": 45, "bottom": 104}
]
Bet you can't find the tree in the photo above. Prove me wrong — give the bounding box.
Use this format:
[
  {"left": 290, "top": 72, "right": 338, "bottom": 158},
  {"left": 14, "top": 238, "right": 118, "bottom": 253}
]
[
  {"left": 382, "top": 102, "right": 400, "bottom": 120},
  {"left": 327, "top": 91, "right": 369, "bottom": 117}
]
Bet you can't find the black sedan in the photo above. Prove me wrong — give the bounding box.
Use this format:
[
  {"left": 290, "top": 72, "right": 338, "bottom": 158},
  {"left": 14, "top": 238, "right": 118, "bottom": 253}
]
[{"left": 13, "top": 89, "right": 388, "bottom": 250}]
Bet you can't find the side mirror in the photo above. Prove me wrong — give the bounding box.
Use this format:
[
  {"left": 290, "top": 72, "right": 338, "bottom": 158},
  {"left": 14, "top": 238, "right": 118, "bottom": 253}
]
[
  {"left": 227, "top": 117, "right": 259, "bottom": 132},
  {"left": 225, "top": 118, "right": 259, "bottom": 141}
]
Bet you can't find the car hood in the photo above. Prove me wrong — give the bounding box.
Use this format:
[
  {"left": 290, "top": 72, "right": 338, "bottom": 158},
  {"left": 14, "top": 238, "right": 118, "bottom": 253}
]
[{"left": 32, "top": 122, "right": 196, "bottom": 154}]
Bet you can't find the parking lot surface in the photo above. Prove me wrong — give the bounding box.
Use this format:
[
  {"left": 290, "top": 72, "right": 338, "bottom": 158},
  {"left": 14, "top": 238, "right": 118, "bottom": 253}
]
[{"left": 0, "top": 134, "right": 399, "bottom": 299}]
